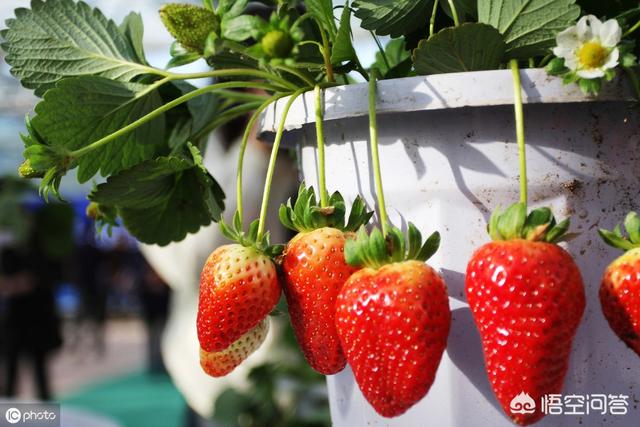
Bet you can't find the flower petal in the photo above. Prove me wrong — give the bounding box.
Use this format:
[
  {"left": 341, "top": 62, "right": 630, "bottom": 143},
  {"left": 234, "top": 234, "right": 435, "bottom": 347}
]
[
  {"left": 586, "top": 15, "right": 602, "bottom": 39},
  {"left": 553, "top": 47, "right": 575, "bottom": 61},
  {"left": 599, "top": 19, "right": 622, "bottom": 47},
  {"left": 577, "top": 68, "right": 605, "bottom": 79},
  {"left": 565, "top": 56, "right": 579, "bottom": 71},
  {"left": 576, "top": 15, "right": 595, "bottom": 42},
  {"left": 556, "top": 26, "right": 580, "bottom": 51},
  {"left": 603, "top": 48, "right": 619, "bottom": 69}
]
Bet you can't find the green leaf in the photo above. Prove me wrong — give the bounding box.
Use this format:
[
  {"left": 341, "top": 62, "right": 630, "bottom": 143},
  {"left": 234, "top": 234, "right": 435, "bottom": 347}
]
[
  {"left": 305, "top": 0, "right": 337, "bottom": 39},
  {"left": 331, "top": 2, "right": 357, "bottom": 64},
  {"left": 353, "top": 0, "right": 433, "bottom": 38},
  {"left": 31, "top": 76, "right": 165, "bottom": 183},
  {"left": 218, "top": 0, "right": 248, "bottom": 19},
  {"left": 160, "top": 3, "right": 220, "bottom": 53},
  {"left": 89, "top": 156, "right": 192, "bottom": 209},
  {"left": 90, "top": 146, "right": 225, "bottom": 246},
  {"left": 2, "top": 0, "right": 151, "bottom": 96},
  {"left": 372, "top": 39, "right": 412, "bottom": 77},
  {"left": 478, "top": 0, "right": 580, "bottom": 59},
  {"left": 413, "top": 23, "right": 505, "bottom": 74},
  {"left": 119, "top": 12, "right": 148, "bottom": 65},
  {"left": 222, "top": 15, "right": 264, "bottom": 42}
]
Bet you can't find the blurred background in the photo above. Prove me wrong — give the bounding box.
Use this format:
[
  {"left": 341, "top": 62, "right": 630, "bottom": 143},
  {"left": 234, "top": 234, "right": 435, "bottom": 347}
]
[{"left": 0, "top": 1, "right": 381, "bottom": 426}]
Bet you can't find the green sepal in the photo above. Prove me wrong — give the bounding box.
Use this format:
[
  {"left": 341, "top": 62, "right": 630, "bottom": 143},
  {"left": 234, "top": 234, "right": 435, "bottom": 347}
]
[
  {"left": 159, "top": 3, "right": 220, "bottom": 53},
  {"left": 345, "top": 223, "right": 440, "bottom": 269},
  {"left": 598, "top": 211, "right": 640, "bottom": 252},
  {"left": 279, "top": 182, "right": 373, "bottom": 233},
  {"left": 219, "top": 211, "right": 284, "bottom": 259},
  {"left": 487, "top": 202, "right": 572, "bottom": 243}
]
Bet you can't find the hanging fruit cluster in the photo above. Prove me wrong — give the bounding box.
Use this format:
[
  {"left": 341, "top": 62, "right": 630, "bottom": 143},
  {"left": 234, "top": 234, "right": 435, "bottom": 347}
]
[{"left": 195, "top": 63, "right": 640, "bottom": 426}]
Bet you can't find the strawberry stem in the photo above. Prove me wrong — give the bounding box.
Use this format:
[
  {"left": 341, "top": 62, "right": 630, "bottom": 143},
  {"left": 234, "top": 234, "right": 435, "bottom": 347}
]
[
  {"left": 236, "top": 95, "right": 283, "bottom": 227},
  {"left": 368, "top": 68, "right": 389, "bottom": 236},
  {"left": 257, "top": 89, "right": 306, "bottom": 240},
  {"left": 315, "top": 85, "right": 329, "bottom": 208},
  {"left": 510, "top": 59, "right": 528, "bottom": 207},
  {"left": 429, "top": 0, "right": 439, "bottom": 38},
  {"left": 447, "top": 0, "right": 460, "bottom": 26}
]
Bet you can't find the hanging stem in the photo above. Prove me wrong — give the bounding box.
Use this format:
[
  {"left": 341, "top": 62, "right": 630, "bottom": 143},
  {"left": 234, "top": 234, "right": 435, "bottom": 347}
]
[
  {"left": 538, "top": 53, "right": 553, "bottom": 68},
  {"left": 315, "top": 85, "right": 328, "bottom": 208},
  {"left": 161, "top": 68, "right": 299, "bottom": 92},
  {"left": 256, "top": 89, "right": 306, "bottom": 239},
  {"left": 368, "top": 69, "right": 389, "bottom": 236},
  {"left": 447, "top": 0, "right": 460, "bottom": 26},
  {"left": 624, "top": 19, "right": 640, "bottom": 37},
  {"left": 370, "top": 32, "right": 390, "bottom": 70},
  {"left": 192, "top": 101, "right": 263, "bottom": 142},
  {"left": 236, "top": 95, "right": 283, "bottom": 226},
  {"left": 272, "top": 64, "right": 316, "bottom": 87},
  {"left": 69, "top": 81, "right": 277, "bottom": 159},
  {"left": 510, "top": 59, "right": 527, "bottom": 206},
  {"left": 429, "top": 0, "right": 439, "bottom": 38},
  {"left": 319, "top": 29, "right": 336, "bottom": 83}
]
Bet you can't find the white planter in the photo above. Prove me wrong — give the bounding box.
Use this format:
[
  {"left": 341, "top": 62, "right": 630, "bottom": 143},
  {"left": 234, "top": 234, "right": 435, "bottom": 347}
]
[{"left": 259, "top": 69, "right": 640, "bottom": 427}]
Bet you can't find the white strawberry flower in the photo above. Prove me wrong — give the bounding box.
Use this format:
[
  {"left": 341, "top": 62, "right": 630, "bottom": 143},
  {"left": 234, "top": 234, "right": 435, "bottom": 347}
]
[{"left": 553, "top": 15, "right": 622, "bottom": 79}]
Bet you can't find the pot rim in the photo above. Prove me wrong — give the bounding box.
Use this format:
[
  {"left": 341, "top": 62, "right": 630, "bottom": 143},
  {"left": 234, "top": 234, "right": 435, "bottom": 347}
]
[{"left": 257, "top": 68, "right": 634, "bottom": 140}]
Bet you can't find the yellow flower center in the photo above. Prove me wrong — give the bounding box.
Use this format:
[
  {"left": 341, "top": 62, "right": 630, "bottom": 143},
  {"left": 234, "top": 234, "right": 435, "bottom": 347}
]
[{"left": 577, "top": 41, "right": 608, "bottom": 68}]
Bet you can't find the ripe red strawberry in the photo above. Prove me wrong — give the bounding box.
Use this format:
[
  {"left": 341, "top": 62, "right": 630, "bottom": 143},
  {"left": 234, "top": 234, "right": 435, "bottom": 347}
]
[
  {"left": 336, "top": 224, "right": 450, "bottom": 417},
  {"left": 598, "top": 212, "right": 640, "bottom": 357},
  {"left": 197, "top": 217, "right": 282, "bottom": 353},
  {"left": 280, "top": 185, "right": 372, "bottom": 374},
  {"left": 201, "top": 317, "right": 270, "bottom": 377},
  {"left": 465, "top": 203, "right": 585, "bottom": 426}
]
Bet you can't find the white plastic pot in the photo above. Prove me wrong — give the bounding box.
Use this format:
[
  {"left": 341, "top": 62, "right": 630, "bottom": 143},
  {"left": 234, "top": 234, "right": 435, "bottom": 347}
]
[{"left": 259, "top": 69, "right": 640, "bottom": 427}]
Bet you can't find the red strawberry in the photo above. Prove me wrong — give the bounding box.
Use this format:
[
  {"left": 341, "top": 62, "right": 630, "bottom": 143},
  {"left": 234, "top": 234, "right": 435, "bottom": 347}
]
[
  {"left": 197, "top": 218, "right": 282, "bottom": 353},
  {"left": 598, "top": 212, "right": 640, "bottom": 357},
  {"left": 201, "top": 317, "right": 270, "bottom": 377},
  {"left": 279, "top": 185, "right": 372, "bottom": 374},
  {"left": 465, "top": 203, "right": 585, "bottom": 426},
  {"left": 336, "top": 224, "right": 450, "bottom": 417}
]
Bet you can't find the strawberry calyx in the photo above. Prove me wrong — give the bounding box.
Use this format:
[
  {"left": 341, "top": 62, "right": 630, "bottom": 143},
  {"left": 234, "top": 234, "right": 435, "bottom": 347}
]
[
  {"left": 219, "top": 211, "right": 283, "bottom": 259},
  {"left": 345, "top": 223, "right": 440, "bottom": 270},
  {"left": 599, "top": 211, "right": 640, "bottom": 252},
  {"left": 487, "top": 202, "right": 571, "bottom": 243},
  {"left": 279, "top": 182, "right": 373, "bottom": 233}
]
